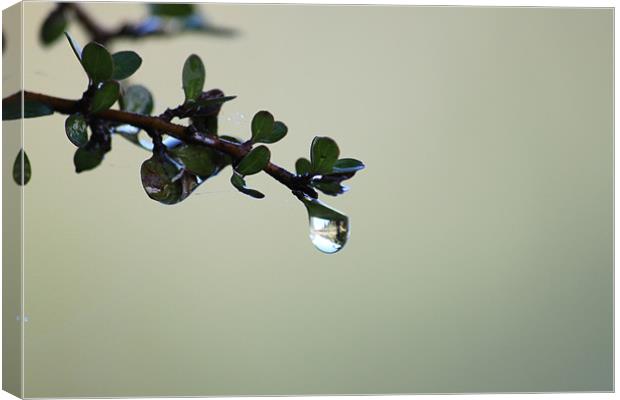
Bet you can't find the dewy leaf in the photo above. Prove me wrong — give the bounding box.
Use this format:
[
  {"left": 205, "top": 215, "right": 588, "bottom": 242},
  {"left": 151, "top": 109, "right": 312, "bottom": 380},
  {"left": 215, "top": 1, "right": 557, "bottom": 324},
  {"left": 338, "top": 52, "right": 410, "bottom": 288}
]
[
  {"left": 90, "top": 81, "right": 120, "bottom": 113},
  {"left": 182, "top": 54, "right": 205, "bottom": 103},
  {"left": 310, "top": 136, "right": 339, "bottom": 174},
  {"left": 230, "top": 173, "right": 265, "bottom": 199},
  {"left": 13, "top": 149, "right": 31, "bottom": 186},
  {"left": 149, "top": 3, "right": 194, "bottom": 17},
  {"left": 81, "top": 42, "right": 113, "bottom": 82},
  {"left": 300, "top": 196, "right": 346, "bottom": 221},
  {"left": 65, "top": 113, "right": 88, "bottom": 147},
  {"left": 73, "top": 146, "right": 104, "bottom": 173},
  {"left": 120, "top": 85, "right": 153, "bottom": 115},
  {"left": 250, "top": 111, "right": 274, "bottom": 143},
  {"left": 3, "top": 97, "right": 54, "bottom": 120},
  {"left": 235, "top": 145, "right": 270, "bottom": 176},
  {"left": 140, "top": 155, "right": 190, "bottom": 205},
  {"left": 40, "top": 9, "right": 67, "bottom": 45},
  {"left": 333, "top": 158, "right": 365, "bottom": 173},
  {"left": 64, "top": 32, "right": 83, "bottom": 60},
  {"left": 295, "top": 157, "right": 311, "bottom": 175},
  {"left": 170, "top": 144, "right": 216, "bottom": 177},
  {"left": 111, "top": 51, "right": 142, "bottom": 80}
]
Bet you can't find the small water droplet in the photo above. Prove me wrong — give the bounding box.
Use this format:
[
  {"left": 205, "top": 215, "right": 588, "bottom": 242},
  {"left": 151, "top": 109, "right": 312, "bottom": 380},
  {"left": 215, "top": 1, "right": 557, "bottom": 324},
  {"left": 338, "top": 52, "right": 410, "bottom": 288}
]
[
  {"left": 225, "top": 112, "right": 245, "bottom": 125},
  {"left": 300, "top": 196, "right": 350, "bottom": 254},
  {"left": 309, "top": 215, "right": 349, "bottom": 254}
]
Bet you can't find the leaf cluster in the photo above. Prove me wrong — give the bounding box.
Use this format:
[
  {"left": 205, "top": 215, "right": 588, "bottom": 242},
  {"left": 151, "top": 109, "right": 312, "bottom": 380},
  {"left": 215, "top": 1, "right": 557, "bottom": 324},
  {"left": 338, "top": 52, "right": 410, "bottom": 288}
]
[{"left": 3, "top": 30, "right": 365, "bottom": 251}]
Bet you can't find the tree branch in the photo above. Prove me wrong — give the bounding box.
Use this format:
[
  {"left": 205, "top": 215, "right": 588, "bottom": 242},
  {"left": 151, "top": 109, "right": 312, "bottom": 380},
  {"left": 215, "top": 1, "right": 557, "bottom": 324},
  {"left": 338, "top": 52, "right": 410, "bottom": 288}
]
[
  {"left": 6, "top": 90, "right": 317, "bottom": 198},
  {"left": 58, "top": 3, "right": 235, "bottom": 46}
]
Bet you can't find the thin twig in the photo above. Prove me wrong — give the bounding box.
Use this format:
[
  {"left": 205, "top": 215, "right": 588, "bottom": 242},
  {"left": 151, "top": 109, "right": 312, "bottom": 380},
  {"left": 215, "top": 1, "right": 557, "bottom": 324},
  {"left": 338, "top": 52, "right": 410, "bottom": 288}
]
[{"left": 5, "top": 90, "right": 317, "bottom": 198}]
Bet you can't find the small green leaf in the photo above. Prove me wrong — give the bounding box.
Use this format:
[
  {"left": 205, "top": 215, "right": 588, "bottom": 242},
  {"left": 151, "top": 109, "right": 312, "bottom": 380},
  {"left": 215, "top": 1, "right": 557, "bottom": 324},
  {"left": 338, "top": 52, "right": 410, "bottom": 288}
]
[
  {"left": 120, "top": 85, "right": 153, "bottom": 115},
  {"left": 230, "top": 173, "right": 265, "bottom": 199},
  {"left": 313, "top": 181, "right": 348, "bottom": 196},
  {"left": 295, "top": 157, "right": 311, "bottom": 175},
  {"left": 64, "top": 113, "right": 88, "bottom": 147},
  {"left": 140, "top": 155, "right": 195, "bottom": 205},
  {"left": 111, "top": 51, "right": 142, "bottom": 80},
  {"left": 149, "top": 4, "right": 194, "bottom": 17},
  {"left": 236, "top": 145, "right": 270, "bottom": 176},
  {"left": 310, "top": 136, "right": 339, "bottom": 174},
  {"left": 73, "top": 146, "right": 104, "bottom": 173},
  {"left": 90, "top": 81, "right": 120, "bottom": 113},
  {"left": 250, "top": 111, "right": 274, "bottom": 143},
  {"left": 170, "top": 144, "right": 216, "bottom": 177},
  {"left": 81, "top": 42, "right": 113, "bottom": 82},
  {"left": 182, "top": 54, "right": 205, "bottom": 103},
  {"left": 193, "top": 95, "right": 236, "bottom": 112},
  {"left": 333, "top": 158, "right": 365, "bottom": 173},
  {"left": 268, "top": 121, "right": 288, "bottom": 143},
  {"left": 40, "top": 9, "right": 67, "bottom": 45},
  {"left": 12, "top": 149, "right": 31, "bottom": 186},
  {"left": 64, "top": 32, "right": 82, "bottom": 60},
  {"left": 301, "top": 197, "right": 346, "bottom": 221},
  {"left": 3, "top": 98, "right": 54, "bottom": 120}
]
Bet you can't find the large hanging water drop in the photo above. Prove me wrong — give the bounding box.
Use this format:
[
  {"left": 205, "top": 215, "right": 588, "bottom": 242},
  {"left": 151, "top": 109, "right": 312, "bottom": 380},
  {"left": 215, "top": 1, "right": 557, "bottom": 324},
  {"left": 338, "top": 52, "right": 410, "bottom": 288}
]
[{"left": 300, "top": 196, "right": 350, "bottom": 254}]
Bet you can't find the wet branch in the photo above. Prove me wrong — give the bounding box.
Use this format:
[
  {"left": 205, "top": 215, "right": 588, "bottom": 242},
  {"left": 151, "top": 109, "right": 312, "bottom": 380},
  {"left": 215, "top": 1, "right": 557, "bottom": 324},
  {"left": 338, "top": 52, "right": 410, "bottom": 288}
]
[{"left": 5, "top": 90, "right": 317, "bottom": 198}]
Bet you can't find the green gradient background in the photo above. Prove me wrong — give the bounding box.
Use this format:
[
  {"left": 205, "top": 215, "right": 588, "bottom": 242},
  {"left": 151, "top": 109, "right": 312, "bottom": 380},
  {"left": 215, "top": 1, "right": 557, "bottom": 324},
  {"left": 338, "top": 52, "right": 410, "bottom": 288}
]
[{"left": 17, "top": 3, "right": 612, "bottom": 396}]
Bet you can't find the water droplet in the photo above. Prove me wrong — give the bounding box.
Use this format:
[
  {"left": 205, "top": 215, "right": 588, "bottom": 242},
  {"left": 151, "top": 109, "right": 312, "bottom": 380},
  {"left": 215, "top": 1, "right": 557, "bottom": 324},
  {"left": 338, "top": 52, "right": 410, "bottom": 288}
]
[
  {"left": 225, "top": 111, "right": 245, "bottom": 125},
  {"left": 309, "top": 214, "right": 349, "bottom": 254},
  {"left": 300, "top": 196, "right": 350, "bottom": 254}
]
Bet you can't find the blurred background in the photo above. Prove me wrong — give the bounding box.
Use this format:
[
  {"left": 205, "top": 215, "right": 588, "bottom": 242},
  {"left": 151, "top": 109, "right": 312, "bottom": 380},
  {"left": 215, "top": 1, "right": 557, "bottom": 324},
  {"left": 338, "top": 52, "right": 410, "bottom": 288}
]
[{"left": 11, "top": 2, "right": 613, "bottom": 396}]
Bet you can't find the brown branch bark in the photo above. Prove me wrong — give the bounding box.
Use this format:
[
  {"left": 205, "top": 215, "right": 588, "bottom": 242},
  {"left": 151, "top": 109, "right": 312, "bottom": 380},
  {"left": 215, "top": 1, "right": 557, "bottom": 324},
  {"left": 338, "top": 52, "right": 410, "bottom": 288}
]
[{"left": 6, "top": 90, "right": 316, "bottom": 198}]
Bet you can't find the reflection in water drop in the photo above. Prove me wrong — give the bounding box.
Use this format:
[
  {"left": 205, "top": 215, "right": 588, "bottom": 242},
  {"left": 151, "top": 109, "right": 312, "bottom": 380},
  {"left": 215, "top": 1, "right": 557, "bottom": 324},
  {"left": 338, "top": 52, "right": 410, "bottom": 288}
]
[
  {"left": 299, "top": 196, "right": 350, "bottom": 254},
  {"left": 309, "top": 215, "right": 349, "bottom": 254}
]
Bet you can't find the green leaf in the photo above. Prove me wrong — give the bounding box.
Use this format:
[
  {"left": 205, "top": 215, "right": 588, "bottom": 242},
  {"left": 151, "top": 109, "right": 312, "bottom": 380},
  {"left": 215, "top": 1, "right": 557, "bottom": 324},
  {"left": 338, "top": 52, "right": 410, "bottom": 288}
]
[
  {"left": 140, "top": 155, "right": 198, "bottom": 205},
  {"left": 295, "top": 157, "right": 311, "bottom": 175},
  {"left": 169, "top": 144, "right": 216, "bottom": 177},
  {"left": 333, "top": 158, "right": 365, "bottom": 173},
  {"left": 250, "top": 111, "right": 274, "bottom": 143},
  {"left": 3, "top": 98, "right": 54, "bottom": 120},
  {"left": 64, "top": 32, "right": 82, "bottom": 60},
  {"left": 230, "top": 173, "right": 265, "bottom": 199},
  {"left": 149, "top": 4, "right": 194, "bottom": 17},
  {"left": 111, "top": 51, "right": 142, "bottom": 80},
  {"left": 268, "top": 121, "right": 288, "bottom": 143},
  {"left": 182, "top": 54, "right": 205, "bottom": 103},
  {"left": 310, "top": 136, "right": 339, "bottom": 174},
  {"left": 81, "top": 42, "right": 113, "bottom": 82},
  {"left": 120, "top": 85, "right": 153, "bottom": 115},
  {"left": 301, "top": 197, "right": 346, "bottom": 221},
  {"left": 90, "top": 81, "right": 120, "bottom": 113},
  {"left": 313, "top": 181, "right": 348, "bottom": 196},
  {"left": 236, "top": 145, "right": 270, "bottom": 176},
  {"left": 64, "top": 113, "right": 88, "bottom": 147},
  {"left": 40, "top": 9, "right": 67, "bottom": 45},
  {"left": 73, "top": 146, "right": 104, "bottom": 173},
  {"left": 12, "top": 149, "right": 31, "bottom": 186},
  {"left": 193, "top": 95, "right": 236, "bottom": 112}
]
